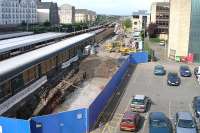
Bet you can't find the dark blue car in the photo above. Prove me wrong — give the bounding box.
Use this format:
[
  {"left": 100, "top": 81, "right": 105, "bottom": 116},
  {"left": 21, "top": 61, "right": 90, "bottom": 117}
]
[
  {"left": 167, "top": 72, "right": 181, "bottom": 86},
  {"left": 193, "top": 96, "right": 200, "bottom": 118},
  {"left": 149, "top": 112, "right": 172, "bottom": 133},
  {"left": 180, "top": 65, "right": 192, "bottom": 77}
]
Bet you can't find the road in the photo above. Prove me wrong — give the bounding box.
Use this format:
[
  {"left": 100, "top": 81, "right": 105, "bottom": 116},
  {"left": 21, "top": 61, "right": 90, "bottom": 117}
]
[{"left": 92, "top": 62, "right": 200, "bottom": 133}]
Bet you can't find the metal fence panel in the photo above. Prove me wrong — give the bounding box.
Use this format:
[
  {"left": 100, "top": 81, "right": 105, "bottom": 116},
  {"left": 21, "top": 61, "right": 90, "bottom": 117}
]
[
  {"left": 88, "top": 57, "right": 130, "bottom": 130},
  {"left": 30, "top": 108, "right": 88, "bottom": 133},
  {"left": 0, "top": 117, "right": 31, "bottom": 133}
]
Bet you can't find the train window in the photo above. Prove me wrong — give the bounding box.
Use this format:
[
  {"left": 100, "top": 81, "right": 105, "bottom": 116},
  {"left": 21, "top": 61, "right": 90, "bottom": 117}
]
[
  {"left": 65, "top": 50, "right": 69, "bottom": 61},
  {"left": 69, "top": 48, "right": 75, "bottom": 58},
  {"left": 11, "top": 74, "right": 24, "bottom": 93},
  {"left": 58, "top": 53, "right": 63, "bottom": 65},
  {"left": 0, "top": 86, "right": 4, "bottom": 99},
  {"left": 2, "top": 81, "right": 11, "bottom": 96},
  {"left": 41, "top": 61, "right": 47, "bottom": 75},
  {"left": 50, "top": 57, "right": 56, "bottom": 69},
  {"left": 23, "top": 66, "right": 39, "bottom": 85}
]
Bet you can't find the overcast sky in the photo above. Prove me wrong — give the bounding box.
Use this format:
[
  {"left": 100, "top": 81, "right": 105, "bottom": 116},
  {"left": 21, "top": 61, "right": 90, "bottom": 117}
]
[{"left": 42, "top": 0, "right": 151, "bottom": 15}]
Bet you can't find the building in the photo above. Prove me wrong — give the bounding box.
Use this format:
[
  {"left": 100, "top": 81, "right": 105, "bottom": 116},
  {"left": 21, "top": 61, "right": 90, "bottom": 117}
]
[
  {"left": 59, "top": 4, "right": 75, "bottom": 24},
  {"left": 88, "top": 10, "right": 96, "bottom": 22},
  {"left": 168, "top": 0, "right": 200, "bottom": 63},
  {"left": 132, "top": 10, "right": 150, "bottom": 32},
  {"left": 150, "top": 2, "right": 169, "bottom": 40},
  {"left": 75, "top": 9, "right": 96, "bottom": 23},
  {"left": 37, "top": 1, "right": 59, "bottom": 25},
  {"left": 0, "top": 0, "right": 37, "bottom": 25}
]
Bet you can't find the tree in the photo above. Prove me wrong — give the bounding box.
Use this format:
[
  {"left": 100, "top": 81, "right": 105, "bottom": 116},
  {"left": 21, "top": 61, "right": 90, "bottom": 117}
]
[
  {"left": 148, "top": 23, "right": 157, "bottom": 38},
  {"left": 122, "top": 18, "right": 132, "bottom": 30},
  {"left": 43, "top": 21, "right": 51, "bottom": 27}
]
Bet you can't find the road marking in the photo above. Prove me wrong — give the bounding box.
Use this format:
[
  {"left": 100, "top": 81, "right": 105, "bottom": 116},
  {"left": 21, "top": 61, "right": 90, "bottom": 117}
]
[
  {"left": 142, "top": 112, "right": 149, "bottom": 133},
  {"left": 169, "top": 101, "right": 172, "bottom": 119},
  {"left": 189, "top": 103, "right": 193, "bottom": 116}
]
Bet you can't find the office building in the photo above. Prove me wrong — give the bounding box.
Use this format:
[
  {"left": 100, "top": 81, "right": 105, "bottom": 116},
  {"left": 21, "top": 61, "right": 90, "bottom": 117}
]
[
  {"left": 132, "top": 10, "right": 150, "bottom": 31},
  {"left": 75, "top": 9, "right": 96, "bottom": 23},
  {"left": 168, "top": 0, "right": 200, "bottom": 62},
  {"left": 59, "top": 4, "right": 75, "bottom": 24},
  {"left": 150, "top": 2, "right": 169, "bottom": 40},
  {"left": 37, "top": 1, "right": 59, "bottom": 25},
  {"left": 0, "top": 0, "right": 37, "bottom": 25}
]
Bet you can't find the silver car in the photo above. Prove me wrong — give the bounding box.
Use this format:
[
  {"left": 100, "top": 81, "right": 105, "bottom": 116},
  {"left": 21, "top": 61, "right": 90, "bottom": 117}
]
[{"left": 175, "top": 112, "right": 197, "bottom": 133}]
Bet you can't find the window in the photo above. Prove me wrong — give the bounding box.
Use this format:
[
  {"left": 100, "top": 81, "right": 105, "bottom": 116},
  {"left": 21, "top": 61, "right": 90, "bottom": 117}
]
[
  {"left": 23, "top": 66, "right": 39, "bottom": 85},
  {"left": 11, "top": 74, "right": 24, "bottom": 93}
]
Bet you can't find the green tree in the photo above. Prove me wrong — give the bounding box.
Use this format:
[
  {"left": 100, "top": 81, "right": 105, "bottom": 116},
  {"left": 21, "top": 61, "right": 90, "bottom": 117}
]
[
  {"left": 122, "top": 18, "right": 132, "bottom": 30},
  {"left": 43, "top": 21, "right": 51, "bottom": 27}
]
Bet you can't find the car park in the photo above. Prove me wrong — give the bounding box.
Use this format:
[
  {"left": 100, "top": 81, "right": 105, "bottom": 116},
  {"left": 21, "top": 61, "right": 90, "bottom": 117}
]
[
  {"left": 154, "top": 65, "right": 166, "bottom": 76},
  {"left": 194, "top": 67, "right": 200, "bottom": 79},
  {"left": 175, "top": 112, "right": 197, "bottom": 133},
  {"left": 167, "top": 72, "right": 181, "bottom": 86},
  {"left": 120, "top": 111, "right": 141, "bottom": 132},
  {"left": 149, "top": 112, "right": 172, "bottom": 133},
  {"left": 130, "top": 95, "right": 150, "bottom": 113},
  {"left": 192, "top": 96, "right": 200, "bottom": 118},
  {"left": 180, "top": 65, "right": 192, "bottom": 77}
]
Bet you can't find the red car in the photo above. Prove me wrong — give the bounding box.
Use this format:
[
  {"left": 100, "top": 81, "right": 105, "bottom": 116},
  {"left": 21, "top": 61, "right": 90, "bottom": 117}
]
[{"left": 120, "top": 111, "right": 141, "bottom": 132}]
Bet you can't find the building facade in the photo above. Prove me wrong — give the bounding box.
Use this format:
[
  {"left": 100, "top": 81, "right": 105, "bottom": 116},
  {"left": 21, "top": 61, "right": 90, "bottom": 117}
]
[
  {"left": 0, "top": 0, "right": 37, "bottom": 25},
  {"left": 59, "top": 4, "right": 75, "bottom": 24},
  {"left": 37, "top": 1, "right": 59, "bottom": 25},
  {"left": 150, "top": 2, "right": 169, "bottom": 39},
  {"left": 75, "top": 9, "right": 96, "bottom": 23},
  {"left": 168, "top": 0, "right": 200, "bottom": 62},
  {"left": 132, "top": 10, "right": 150, "bottom": 32}
]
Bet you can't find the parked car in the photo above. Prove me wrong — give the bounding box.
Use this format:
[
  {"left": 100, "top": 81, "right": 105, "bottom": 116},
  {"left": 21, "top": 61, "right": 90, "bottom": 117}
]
[
  {"left": 194, "top": 67, "right": 200, "bottom": 79},
  {"left": 149, "top": 112, "right": 172, "bottom": 133},
  {"left": 192, "top": 96, "right": 200, "bottom": 118},
  {"left": 180, "top": 65, "right": 192, "bottom": 77},
  {"left": 167, "top": 72, "right": 181, "bottom": 86},
  {"left": 175, "top": 112, "right": 197, "bottom": 133},
  {"left": 130, "top": 95, "right": 151, "bottom": 113},
  {"left": 120, "top": 111, "right": 141, "bottom": 132},
  {"left": 159, "top": 40, "right": 165, "bottom": 46},
  {"left": 154, "top": 65, "right": 166, "bottom": 75}
]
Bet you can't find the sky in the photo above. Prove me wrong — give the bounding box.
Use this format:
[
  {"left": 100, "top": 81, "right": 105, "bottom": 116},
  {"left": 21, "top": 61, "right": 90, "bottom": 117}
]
[{"left": 42, "top": 0, "right": 151, "bottom": 15}]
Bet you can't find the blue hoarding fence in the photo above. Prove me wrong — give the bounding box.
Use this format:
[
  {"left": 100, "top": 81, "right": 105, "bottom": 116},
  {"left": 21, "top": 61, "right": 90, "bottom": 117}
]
[
  {"left": 30, "top": 108, "right": 88, "bottom": 133},
  {"left": 0, "top": 52, "right": 148, "bottom": 133},
  {"left": 88, "top": 52, "right": 148, "bottom": 130},
  {"left": 0, "top": 117, "right": 31, "bottom": 133},
  {"left": 88, "top": 56, "right": 130, "bottom": 130},
  {"left": 129, "top": 52, "right": 148, "bottom": 64}
]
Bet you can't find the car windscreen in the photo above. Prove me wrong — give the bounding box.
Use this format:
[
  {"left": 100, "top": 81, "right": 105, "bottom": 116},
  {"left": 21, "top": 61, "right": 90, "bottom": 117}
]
[
  {"left": 121, "top": 119, "right": 135, "bottom": 125},
  {"left": 178, "top": 119, "right": 195, "bottom": 128},
  {"left": 132, "top": 99, "right": 144, "bottom": 105},
  {"left": 151, "top": 120, "right": 167, "bottom": 128}
]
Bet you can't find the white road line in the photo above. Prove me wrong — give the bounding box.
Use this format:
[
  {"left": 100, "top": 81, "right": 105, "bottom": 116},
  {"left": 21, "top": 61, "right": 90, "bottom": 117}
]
[
  {"left": 169, "top": 101, "right": 172, "bottom": 119},
  {"left": 142, "top": 112, "right": 149, "bottom": 133}
]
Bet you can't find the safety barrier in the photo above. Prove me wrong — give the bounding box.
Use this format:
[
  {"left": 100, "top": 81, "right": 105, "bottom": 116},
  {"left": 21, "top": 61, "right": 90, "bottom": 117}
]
[
  {"left": 30, "top": 108, "right": 88, "bottom": 133},
  {"left": 0, "top": 117, "right": 31, "bottom": 133},
  {"left": 88, "top": 57, "right": 130, "bottom": 130},
  {"left": 0, "top": 52, "right": 148, "bottom": 133}
]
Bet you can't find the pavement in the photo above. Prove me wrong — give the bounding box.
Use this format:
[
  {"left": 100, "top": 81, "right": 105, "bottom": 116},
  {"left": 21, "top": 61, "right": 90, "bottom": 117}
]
[{"left": 91, "top": 62, "right": 200, "bottom": 133}]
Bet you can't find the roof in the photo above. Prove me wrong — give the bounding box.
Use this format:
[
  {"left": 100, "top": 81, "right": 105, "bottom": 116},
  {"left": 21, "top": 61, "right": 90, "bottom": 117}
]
[
  {"left": 0, "top": 32, "right": 96, "bottom": 83},
  {"left": 123, "top": 111, "right": 138, "bottom": 120},
  {"left": 37, "top": 2, "right": 58, "bottom": 9},
  {"left": 134, "top": 95, "right": 145, "bottom": 100},
  {"left": 75, "top": 9, "right": 88, "bottom": 14},
  {"left": 0, "top": 32, "right": 68, "bottom": 53},
  {"left": 0, "top": 32, "right": 33, "bottom": 40},
  {"left": 177, "top": 112, "right": 193, "bottom": 120},
  {"left": 150, "top": 112, "right": 166, "bottom": 121}
]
